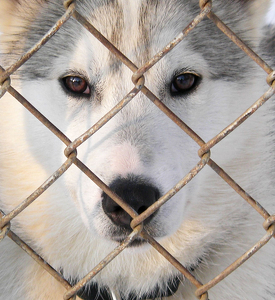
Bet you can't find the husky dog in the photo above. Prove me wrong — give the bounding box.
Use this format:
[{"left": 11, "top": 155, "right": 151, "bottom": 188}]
[{"left": 0, "top": 0, "right": 274, "bottom": 299}]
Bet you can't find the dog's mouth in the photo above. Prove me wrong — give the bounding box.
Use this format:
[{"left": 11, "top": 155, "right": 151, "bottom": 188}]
[
  {"left": 114, "top": 236, "right": 145, "bottom": 246},
  {"left": 106, "top": 223, "right": 157, "bottom": 247}
]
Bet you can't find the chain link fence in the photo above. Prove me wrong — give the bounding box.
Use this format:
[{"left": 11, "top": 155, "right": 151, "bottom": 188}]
[{"left": 0, "top": 0, "right": 275, "bottom": 299}]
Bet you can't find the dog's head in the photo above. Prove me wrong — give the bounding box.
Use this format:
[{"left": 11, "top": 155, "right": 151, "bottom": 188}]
[{"left": 0, "top": 0, "right": 271, "bottom": 284}]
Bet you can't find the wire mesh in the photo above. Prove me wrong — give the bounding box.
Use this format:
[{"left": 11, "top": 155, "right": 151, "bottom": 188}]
[{"left": 0, "top": 0, "right": 274, "bottom": 299}]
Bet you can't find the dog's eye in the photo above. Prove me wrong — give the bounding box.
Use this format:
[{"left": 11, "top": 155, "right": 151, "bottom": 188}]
[
  {"left": 62, "top": 76, "right": 91, "bottom": 96},
  {"left": 170, "top": 73, "right": 199, "bottom": 96}
]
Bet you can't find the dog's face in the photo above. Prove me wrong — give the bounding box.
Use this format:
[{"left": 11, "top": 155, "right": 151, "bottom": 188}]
[{"left": 0, "top": 0, "right": 269, "bottom": 253}]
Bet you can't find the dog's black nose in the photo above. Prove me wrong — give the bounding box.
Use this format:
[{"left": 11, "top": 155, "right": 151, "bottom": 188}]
[{"left": 102, "top": 176, "right": 160, "bottom": 229}]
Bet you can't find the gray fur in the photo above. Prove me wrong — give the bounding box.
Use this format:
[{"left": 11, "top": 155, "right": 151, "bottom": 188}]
[
  {"left": 3, "top": 0, "right": 259, "bottom": 82},
  {"left": 260, "top": 24, "right": 275, "bottom": 67}
]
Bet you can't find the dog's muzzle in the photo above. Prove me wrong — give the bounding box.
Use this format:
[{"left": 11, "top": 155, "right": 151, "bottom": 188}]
[{"left": 102, "top": 175, "right": 160, "bottom": 231}]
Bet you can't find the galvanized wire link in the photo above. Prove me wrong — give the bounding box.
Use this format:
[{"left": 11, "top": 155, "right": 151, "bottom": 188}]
[
  {"left": 0, "top": 0, "right": 275, "bottom": 299},
  {"left": 0, "top": 223, "right": 10, "bottom": 241}
]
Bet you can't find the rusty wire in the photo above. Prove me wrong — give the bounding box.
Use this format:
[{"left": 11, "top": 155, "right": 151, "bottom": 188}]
[
  {"left": 131, "top": 152, "right": 210, "bottom": 229},
  {"left": 195, "top": 222, "right": 275, "bottom": 298},
  {"left": 0, "top": 152, "right": 77, "bottom": 229},
  {"left": 0, "top": 0, "right": 275, "bottom": 299}
]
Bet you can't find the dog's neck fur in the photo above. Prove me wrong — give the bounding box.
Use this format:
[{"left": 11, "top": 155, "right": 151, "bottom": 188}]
[
  {"left": 68, "top": 258, "right": 203, "bottom": 299},
  {"left": 71, "top": 276, "right": 181, "bottom": 300}
]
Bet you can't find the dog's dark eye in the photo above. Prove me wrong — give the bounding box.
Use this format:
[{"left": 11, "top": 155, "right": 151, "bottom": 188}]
[
  {"left": 170, "top": 73, "right": 199, "bottom": 96},
  {"left": 62, "top": 76, "right": 91, "bottom": 96}
]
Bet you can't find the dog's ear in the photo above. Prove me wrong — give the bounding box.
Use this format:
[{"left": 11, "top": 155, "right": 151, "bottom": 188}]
[
  {"left": 213, "top": 0, "right": 271, "bottom": 45},
  {"left": 0, "top": 0, "right": 19, "bottom": 32},
  {"left": 239, "top": 0, "right": 271, "bottom": 45},
  {"left": 245, "top": 0, "right": 271, "bottom": 27},
  {"left": 0, "top": 0, "right": 46, "bottom": 34}
]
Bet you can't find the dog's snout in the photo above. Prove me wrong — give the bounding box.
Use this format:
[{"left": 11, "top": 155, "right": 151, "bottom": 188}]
[{"left": 102, "top": 176, "right": 160, "bottom": 229}]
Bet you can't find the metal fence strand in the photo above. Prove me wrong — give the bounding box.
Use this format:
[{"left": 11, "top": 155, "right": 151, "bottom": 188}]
[
  {"left": 266, "top": 70, "right": 275, "bottom": 86},
  {"left": 72, "top": 10, "right": 138, "bottom": 73},
  {"left": 198, "top": 82, "right": 275, "bottom": 158},
  {"left": 63, "top": 227, "right": 142, "bottom": 300},
  {"left": 141, "top": 230, "right": 205, "bottom": 290},
  {"left": 263, "top": 215, "right": 275, "bottom": 238},
  {"left": 7, "top": 85, "right": 72, "bottom": 146},
  {"left": 0, "top": 153, "right": 76, "bottom": 229},
  {"left": 64, "top": 85, "right": 143, "bottom": 157},
  {"left": 7, "top": 229, "right": 73, "bottom": 291},
  {"left": 206, "top": 11, "right": 273, "bottom": 75},
  {"left": 195, "top": 224, "right": 275, "bottom": 298},
  {"left": 0, "top": 211, "right": 10, "bottom": 242},
  {"left": 132, "top": 1, "right": 212, "bottom": 83},
  {"left": 130, "top": 152, "right": 210, "bottom": 229},
  {"left": 207, "top": 159, "right": 271, "bottom": 220},
  {"left": 141, "top": 86, "right": 206, "bottom": 147},
  {"left": 73, "top": 158, "right": 139, "bottom": 219},
  {"left": 0, "top": 66, "right": 11, "bottom": 98},
  {"left": 0, "top": 0, "right": 274, "bottom": 299}
]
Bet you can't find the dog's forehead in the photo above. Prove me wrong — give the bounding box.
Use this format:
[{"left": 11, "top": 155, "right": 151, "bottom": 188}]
[{"left": 19, "top": 0, "right": 255, "bottom": 81}]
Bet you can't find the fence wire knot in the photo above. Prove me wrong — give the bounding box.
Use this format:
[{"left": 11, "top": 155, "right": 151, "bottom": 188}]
[
  {"left": 266, "top": 71, "right": 275, "bottom": 87},
  {"left": 63, "top": 0, "right": 75, "bottom": 10},
  {"left": 263, "top": 215, "right": 275, "bottom": 232},
  {"left": 131, "top": 73, "right": 145, "bottom": 90},
  {"left": 64, "top": 147, "right": 78, "bottom": 159},
  {"left": 0, "top": 67, "right": 10, "bottom": 99},
  {"left": 199, "top": 0, "right": 212, "bottom": 10},
  {"left": 0, "top": 210, "right": 10, "bottom": 242},
  {"left": 199, "top": 292, "right": 209, "bottom": 300}
]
